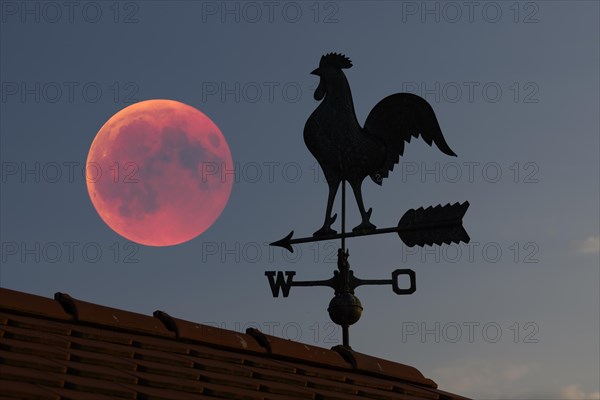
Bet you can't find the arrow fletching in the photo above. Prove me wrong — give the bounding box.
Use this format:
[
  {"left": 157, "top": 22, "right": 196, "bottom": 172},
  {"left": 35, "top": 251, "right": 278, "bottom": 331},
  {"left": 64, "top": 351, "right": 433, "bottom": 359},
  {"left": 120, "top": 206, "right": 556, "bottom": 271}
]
[
  {"left": 270, "top": 231, "right": 295, "bottom": 253},
  {"left": 397, "top": 202, "right": 470, "bottom": 247}
]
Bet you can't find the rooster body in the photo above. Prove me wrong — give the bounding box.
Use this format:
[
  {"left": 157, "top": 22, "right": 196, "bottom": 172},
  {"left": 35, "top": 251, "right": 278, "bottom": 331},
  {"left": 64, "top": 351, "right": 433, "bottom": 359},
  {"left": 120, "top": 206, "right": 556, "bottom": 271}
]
[{"left": 305, "top": 53, "right": 457, "bottom": 236}]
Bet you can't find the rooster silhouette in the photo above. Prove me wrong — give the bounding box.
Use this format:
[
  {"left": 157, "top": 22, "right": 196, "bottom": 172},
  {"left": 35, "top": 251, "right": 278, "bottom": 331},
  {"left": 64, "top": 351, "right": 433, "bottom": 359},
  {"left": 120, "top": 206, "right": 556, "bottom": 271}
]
[{"left": 305, "top": 53, "right": 457, "bottom": 237}]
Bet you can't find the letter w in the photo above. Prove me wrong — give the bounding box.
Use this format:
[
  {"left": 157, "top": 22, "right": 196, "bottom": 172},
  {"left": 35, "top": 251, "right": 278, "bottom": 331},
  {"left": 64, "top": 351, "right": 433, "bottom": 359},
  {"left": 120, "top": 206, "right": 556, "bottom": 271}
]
[{"left": 265, "top": 271, "right": 296, "bottom": 298}]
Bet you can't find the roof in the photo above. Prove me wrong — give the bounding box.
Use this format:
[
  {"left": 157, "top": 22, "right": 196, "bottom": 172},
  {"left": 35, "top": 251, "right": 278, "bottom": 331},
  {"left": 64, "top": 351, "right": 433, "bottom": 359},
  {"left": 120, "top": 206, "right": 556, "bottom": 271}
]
[{"left": 0, "top": 287, "right": 469, "bottom": 400}]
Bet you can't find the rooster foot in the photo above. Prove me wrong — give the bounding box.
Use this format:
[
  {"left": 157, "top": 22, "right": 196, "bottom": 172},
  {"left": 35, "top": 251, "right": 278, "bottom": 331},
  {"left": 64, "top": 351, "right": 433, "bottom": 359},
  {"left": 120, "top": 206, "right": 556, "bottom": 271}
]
[
  {"left": 352, "top": 220, "right": 376, "bottom": 234},
  {"left": 352, "top": 208, "right": 376, "bottom": 234},
  {"left": 313, "top": 214, "right": 338, "bottom": 237}
]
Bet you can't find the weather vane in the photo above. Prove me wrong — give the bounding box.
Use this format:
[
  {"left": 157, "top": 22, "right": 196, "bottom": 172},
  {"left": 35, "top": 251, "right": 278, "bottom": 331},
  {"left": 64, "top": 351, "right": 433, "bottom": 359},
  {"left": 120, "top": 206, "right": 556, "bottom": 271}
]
[{"left": 266, "top": 53, "right": 470, "bottom": 348}]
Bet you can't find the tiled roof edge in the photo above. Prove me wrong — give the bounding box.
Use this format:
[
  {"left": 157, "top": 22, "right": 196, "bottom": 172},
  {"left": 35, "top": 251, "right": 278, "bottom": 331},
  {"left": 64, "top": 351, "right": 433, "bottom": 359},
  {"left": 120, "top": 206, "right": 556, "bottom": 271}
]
[
  {"left": 246, "top": 327, "right": 352, "bottom": 369},
  {"left": 332, "top": 345, "right": 438, "bottom": 389},
  {"left": 53, "top": 292, "right": 174, "bottom": 337},
  {"left": 153, "top": 310, "right": 266, "bottom": 354},
  {"left": 0, "top": 287, "right": 72, "bottom": 321}
]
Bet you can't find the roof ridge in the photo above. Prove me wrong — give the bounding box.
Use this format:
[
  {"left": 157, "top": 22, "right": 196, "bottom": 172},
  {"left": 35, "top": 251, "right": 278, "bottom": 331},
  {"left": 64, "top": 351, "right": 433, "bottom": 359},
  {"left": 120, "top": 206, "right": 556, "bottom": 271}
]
[
  {"left": 1, "top": 287, "right": 440, "bottom": 390},
  {"left": 245, "top": 327, "right": 437, "bottom": 389}
]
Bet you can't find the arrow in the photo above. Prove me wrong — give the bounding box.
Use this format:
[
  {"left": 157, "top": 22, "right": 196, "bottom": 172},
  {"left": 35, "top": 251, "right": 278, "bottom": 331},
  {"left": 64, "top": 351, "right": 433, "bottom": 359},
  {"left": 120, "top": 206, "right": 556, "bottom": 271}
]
[{"left": 270, "top": 201, "right": 470, "bottom": 252}]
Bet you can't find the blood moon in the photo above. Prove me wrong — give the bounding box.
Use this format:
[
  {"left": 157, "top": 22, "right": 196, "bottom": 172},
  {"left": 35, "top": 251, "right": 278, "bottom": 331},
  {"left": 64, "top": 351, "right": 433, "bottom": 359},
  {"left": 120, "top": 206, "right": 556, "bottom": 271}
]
[{"left": 86, "top": 99, "right": 233, "bottom": 247}]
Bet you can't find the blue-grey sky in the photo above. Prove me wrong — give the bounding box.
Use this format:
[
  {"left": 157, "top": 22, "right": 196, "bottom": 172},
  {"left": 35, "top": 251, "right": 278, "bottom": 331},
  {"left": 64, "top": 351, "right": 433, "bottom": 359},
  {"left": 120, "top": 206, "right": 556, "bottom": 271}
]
[{"left": 1, "top": 1, "right": 598, "bottom": 398}]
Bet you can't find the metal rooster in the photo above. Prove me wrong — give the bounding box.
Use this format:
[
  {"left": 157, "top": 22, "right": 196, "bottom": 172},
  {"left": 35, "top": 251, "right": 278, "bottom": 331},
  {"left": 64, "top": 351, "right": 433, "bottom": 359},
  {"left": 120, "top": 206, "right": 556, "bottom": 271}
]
[{"left": 305, "top": 53, "right": 457, "bottom": 236}]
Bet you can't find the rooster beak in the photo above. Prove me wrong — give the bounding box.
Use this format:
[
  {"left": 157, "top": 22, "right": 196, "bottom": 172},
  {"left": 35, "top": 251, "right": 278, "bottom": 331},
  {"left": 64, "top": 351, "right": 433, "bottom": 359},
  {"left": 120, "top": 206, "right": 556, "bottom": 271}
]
[{"left": 310, "top": 68, "right": 320, "bottom": 76}]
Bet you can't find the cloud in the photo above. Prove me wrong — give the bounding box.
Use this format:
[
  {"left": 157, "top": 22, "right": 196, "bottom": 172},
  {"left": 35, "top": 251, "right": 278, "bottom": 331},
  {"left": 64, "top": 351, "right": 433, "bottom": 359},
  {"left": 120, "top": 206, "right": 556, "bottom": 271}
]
[
  {"left": 432, "top": 359, "right": 533, "bottom": 397},
  {"left": 504, "top": 364, "right": 530, "bottom": 381},
  {"left": 577, "top": 236, "right": 600, "bottom": 254},
  {"left": 433, "top": 362, "right": 600, "bottom": 399},
  {"left": 561, "top": 384, "right": 600, "bottom": 400}
]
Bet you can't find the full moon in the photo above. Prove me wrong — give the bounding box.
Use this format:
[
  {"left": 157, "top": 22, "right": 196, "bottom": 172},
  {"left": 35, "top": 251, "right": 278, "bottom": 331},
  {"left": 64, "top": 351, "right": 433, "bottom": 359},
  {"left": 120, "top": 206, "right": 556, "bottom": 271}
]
[{"left": 87, "top": 99, "right": 233, "bottom": 246}]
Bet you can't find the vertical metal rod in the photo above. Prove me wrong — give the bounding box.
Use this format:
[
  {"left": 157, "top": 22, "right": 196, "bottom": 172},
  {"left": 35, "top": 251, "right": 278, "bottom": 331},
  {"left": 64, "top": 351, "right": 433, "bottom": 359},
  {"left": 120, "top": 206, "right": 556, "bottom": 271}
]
[
  {"left": 342, "top": 325, "right": 349, "bottom": 347},
  {"left": 341, "top": 180, "right": 350, "bottom": 348},
  {"left": 341, "top": 180, "right": 346, "bottom": 252}
]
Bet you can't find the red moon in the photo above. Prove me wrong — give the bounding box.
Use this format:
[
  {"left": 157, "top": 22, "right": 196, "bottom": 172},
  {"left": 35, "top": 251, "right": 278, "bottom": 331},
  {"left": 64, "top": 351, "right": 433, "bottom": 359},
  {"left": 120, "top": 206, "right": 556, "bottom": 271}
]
[{"left": 86, "top": 99, "right": 233, "bottom": 247}]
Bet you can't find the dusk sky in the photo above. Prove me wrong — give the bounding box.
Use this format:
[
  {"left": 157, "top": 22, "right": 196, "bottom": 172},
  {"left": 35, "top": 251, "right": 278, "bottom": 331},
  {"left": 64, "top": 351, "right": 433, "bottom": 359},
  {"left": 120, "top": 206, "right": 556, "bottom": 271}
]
[{"left": 1, "top": 1, "right": 599, "bottom": 398}]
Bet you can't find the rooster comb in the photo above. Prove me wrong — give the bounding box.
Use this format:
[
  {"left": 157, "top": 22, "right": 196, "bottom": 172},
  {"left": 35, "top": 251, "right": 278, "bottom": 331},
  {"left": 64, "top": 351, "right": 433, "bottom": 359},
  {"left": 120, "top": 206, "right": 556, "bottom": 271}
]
[{"left": 319, "top": 53, "right": 353, "bottom": 69}]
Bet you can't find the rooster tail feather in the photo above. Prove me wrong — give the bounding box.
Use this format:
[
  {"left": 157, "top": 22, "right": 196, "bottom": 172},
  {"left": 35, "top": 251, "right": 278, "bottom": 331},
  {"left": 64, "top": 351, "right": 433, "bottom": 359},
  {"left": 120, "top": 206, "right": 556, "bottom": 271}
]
[
  {"left": 365, "top": 93, "right": 457, "bottom": 184},
  {"left": 427, "top": 111, "right": 457, "bottom": 157}
]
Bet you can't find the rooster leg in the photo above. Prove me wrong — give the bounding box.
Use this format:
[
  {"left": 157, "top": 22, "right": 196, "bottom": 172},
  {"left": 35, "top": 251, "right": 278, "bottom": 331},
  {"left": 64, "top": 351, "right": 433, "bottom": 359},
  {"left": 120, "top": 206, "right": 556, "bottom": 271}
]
[
  {"left": 350, "top": 180, "right": 376, "bottom": 233},
  {"left": 313, "top": 180, "right": 339, "bottom": 237}
]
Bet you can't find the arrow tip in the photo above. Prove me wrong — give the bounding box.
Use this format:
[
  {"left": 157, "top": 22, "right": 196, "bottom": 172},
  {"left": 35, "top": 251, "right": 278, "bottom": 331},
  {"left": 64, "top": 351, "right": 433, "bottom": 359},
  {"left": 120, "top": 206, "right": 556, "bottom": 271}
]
[{"left": 270, "top": 231, "right": 294, "bottom": 253}]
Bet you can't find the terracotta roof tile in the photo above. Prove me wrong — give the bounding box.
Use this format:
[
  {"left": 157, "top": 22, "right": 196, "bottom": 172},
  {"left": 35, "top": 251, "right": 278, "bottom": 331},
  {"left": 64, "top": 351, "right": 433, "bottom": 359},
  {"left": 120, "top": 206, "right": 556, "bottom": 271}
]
[
  {"left": 197, "top": 381, "right": 266, "bottom": 399},
  {"left": 131, "top": 333, "right": 193, "bottom": 354},
  {"left": 0, "top": 337, "right": 71, "bottom": 360},
  {"left": 123, "top": 384, "right": 213, "bottom": 400},
  {"left": 135, "top": 345, "right": 197, "bottom": 368},
  {"left": 127, "top": 369, "right": 206, "bottom": 393},
  {"left": 355, "top": 384, "right": 425, "bottom": 400},
  {"left": 0, "top": 287, "right": 470, "bottom": 399},
  {"left": 70, "top": 324, "right": 135, "bottom": 345},
  {"left": 61, "top": 373, "right": 138, "bottom": 398},
  {"left": 333, "top": 345, "right": 438, "bottom": 388},
  {"left": 1, "top": 324, "right": 72, "bottom": 348},
  {"left": 0, "top": 288, "right": 72, "bottom": 321},
  {"left": 66, "top": 347, "right": 137, "bottom": 370},
  {"left": 45, "top": 387, "right": 122, "bottom": 400},
  {"left": 55, "top": 292, "right": 173, "bottom": 337},
  {"left": 52, "top": 359, "right": 139, "bottom": 385},
  {"left": 199, "top": 369, "right": 262, "bottom": 391},
  {"left": 309, "top": 389, "right": 363, "bottom": 400},
  {"left": 307, "top": 377, "right": 361, "bottom": 395},
  {"left": 155, "top": 310, "right": 265, "bottom": 353},
  {"left": 256, "top": 379, "right": 316, "bottom": 398},
  {"left": 241, "top": 353, "right": 300, "bottom": 374},
  {"left": 1, "top": 312, "right": 73, "bottom": 335},
  {"left": 0, "top": 380, "right": 61, "bottom": 400},
  {"left": 66, "top": 334, "right": 136, "bottom": 358},
  {"left": 132, "top": 357, "right": 201, "bottom": 381},
  {"left": 346, "top": 374, "right": 439, "bottom": 398},
  {"left": 0, "top": 350, "right": 68, "bottom": 374},
  {"left": 344, "top": 373, "right": 395, "bottom": 391},
  {"left": 292, "top": 360, "right": 349, "bottom": 382},
  {"left": 245, "top": 364, "right": 310, "bottom": 387},
  {"left": 182, "top": 353, "right": 254, "bottom": 377},
  {"left": 420, "top": 387, "right": 472, "bottom": 400},
  {"left": 0, "top": 363, "right": 66, "bottom": 388},
  {"left": 246, "top": 327, "right": 351, "bottom": 369}
]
